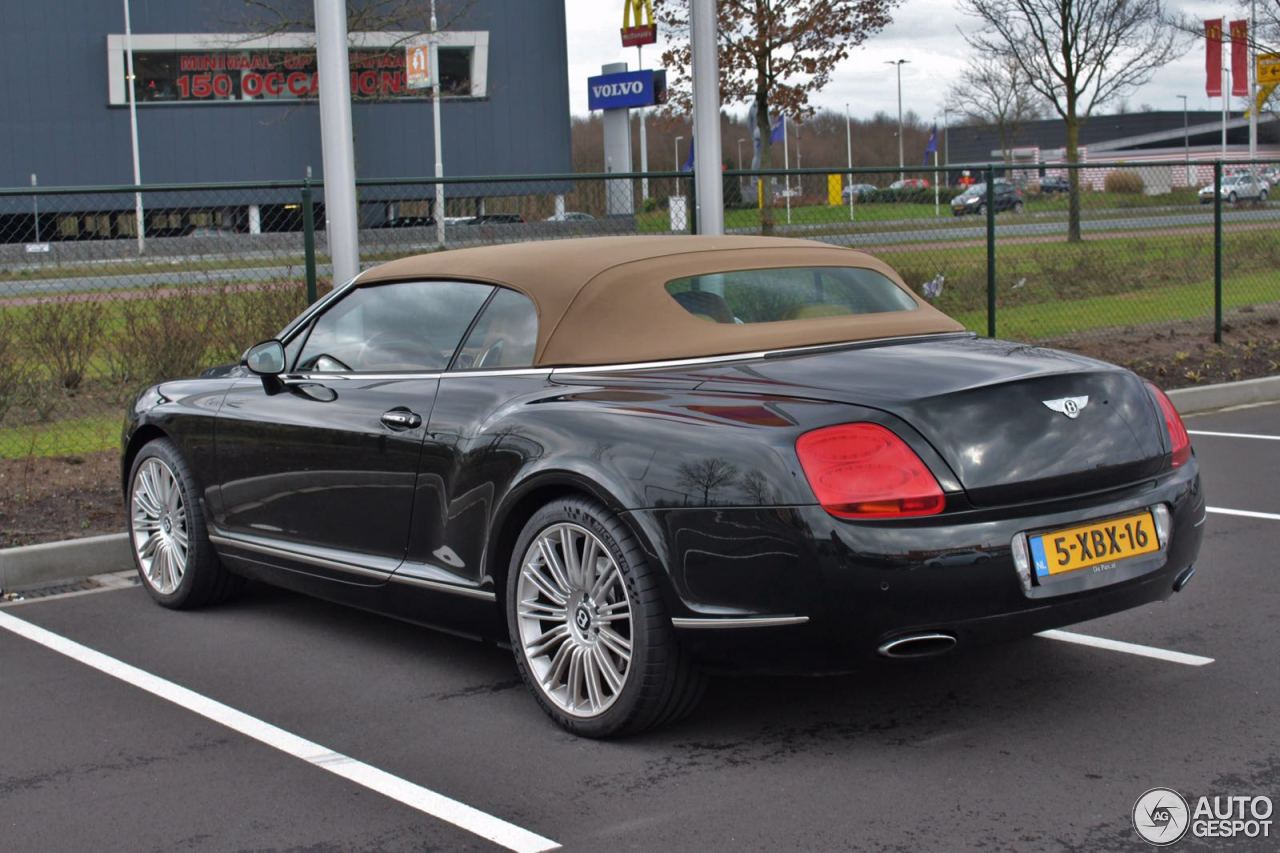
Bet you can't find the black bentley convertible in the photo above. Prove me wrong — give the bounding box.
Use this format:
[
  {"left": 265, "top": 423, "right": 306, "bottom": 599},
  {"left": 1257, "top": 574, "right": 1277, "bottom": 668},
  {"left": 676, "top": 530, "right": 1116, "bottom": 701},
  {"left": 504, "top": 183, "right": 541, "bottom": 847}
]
[{"left": 122, "top": 236, "right": 1204, "bottom": 736}]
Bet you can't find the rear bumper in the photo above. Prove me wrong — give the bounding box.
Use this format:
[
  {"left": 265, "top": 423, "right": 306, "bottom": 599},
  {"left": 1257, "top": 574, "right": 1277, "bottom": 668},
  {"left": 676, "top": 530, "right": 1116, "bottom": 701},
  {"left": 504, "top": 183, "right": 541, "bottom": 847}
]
[{"left": 629, "top": 463, "right": 1205, "bottom": 674}]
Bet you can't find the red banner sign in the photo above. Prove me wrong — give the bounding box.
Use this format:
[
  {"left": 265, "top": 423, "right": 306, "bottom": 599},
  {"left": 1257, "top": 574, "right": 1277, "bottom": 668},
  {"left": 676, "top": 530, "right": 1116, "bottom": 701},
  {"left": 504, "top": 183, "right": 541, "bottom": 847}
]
[
  {"left": 1206, "top": 19, "right": 1223, "bottom": 98},
  {"left": 1230, "top": 20, "right": 1249, "bottom": 97},
  {"left": 621, "top": 24, "right": 657, "bottom": 47}
]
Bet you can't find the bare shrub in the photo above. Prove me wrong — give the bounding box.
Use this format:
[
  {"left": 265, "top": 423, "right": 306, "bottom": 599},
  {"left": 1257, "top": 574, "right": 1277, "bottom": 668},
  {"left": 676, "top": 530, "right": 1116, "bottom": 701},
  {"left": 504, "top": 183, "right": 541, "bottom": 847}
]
[
  {"left": 21, "top": 297, "right": 103, "bottom": 390},
  {"left": 1104, "top": 171, "right": 1145, "bottom": 195},
  {"left": 0, "top": 313, "right": 31, "bottom": 423},
  {"left": 112, "top": 287, "right": 216, "bottom": 384},
  {"left": 209, "top": 282, "right": 311, "bottom": 365}
]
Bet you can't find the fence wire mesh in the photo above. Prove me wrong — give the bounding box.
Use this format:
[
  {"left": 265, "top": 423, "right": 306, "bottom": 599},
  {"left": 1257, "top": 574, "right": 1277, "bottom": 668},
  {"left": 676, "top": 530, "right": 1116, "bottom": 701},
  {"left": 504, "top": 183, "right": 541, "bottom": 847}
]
[{"left": 0, "top": 161, "right": 1276, "bottom": 471}]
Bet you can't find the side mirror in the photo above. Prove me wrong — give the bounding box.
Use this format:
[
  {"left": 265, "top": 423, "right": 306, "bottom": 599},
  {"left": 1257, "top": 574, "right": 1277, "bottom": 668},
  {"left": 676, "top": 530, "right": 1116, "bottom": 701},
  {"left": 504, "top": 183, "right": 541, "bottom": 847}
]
[{"left": 243, "top": 340, "right": 286, "bottom": 376}]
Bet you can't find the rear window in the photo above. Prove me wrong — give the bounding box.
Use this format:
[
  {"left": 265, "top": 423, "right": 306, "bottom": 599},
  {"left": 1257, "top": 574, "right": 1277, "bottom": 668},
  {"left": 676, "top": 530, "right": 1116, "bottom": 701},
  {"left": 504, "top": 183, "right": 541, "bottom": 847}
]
[{"left": 665, "top": 266, "right": 918, "bottom": 324}]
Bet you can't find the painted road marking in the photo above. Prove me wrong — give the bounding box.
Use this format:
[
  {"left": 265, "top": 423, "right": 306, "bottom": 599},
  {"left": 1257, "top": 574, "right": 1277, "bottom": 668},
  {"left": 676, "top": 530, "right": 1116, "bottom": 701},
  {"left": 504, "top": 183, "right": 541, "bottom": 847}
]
[
  {"left": 1207, "top": 506, "right": 1280, "bottom": 521},
  {"left": 1188, "top": 430, "right": 1280, "bottom": 441},
  {"left": 0, "top": 610, "right": 559, "bottom": 853},
  {"left": 1037, "top": 629, "right": 1215, "bottom": 666}
]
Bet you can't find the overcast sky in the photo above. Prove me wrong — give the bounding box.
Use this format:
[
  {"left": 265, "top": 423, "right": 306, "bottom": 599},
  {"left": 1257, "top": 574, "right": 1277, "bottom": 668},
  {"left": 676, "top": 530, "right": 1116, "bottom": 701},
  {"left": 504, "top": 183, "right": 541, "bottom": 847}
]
[{"left": 563, "top": 0, "right": 1249, "bottom": 121}]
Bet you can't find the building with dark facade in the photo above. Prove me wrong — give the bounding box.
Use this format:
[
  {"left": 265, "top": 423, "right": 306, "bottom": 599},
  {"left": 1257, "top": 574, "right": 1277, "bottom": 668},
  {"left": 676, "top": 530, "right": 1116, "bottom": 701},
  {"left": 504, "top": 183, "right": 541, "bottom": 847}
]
[{"left": 0, "top": 0, "right": 571, "bottom": 238}]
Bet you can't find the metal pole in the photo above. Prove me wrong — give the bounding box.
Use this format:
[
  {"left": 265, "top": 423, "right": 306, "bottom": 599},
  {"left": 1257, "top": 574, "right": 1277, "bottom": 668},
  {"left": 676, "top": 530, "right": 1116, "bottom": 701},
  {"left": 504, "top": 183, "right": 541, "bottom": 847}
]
[
  {"left": 689, "top": 0, "right": 724, "bottom": 235},
  {"left": 886, "top": 60, "right": 908, "bottom": 181},
  {"left": 431, "top": 0, "right": 446, "bottom": 248},
  {"left": 943, "top": 107, "right": 950, "bottom": 176},
  {"left": 302, "top": 176, "right": 318, "bottom": 305},
  {"left": 783, "top": 114, "right": 791, "bottom": 224},
  {"left": 1249, "top": 0, "right": 1258, "bottom": 166},
  {"left": 845, "top": 103, "right": 853, "bottom": 221},
  {"left": 1213, "top": 160, "right": 1223, "bottom": 343},
  {"left": 675, "top": 135, "right": 683, "bottom": 215},
  {"left": 638, "top": 45, "right": 649, "bottom": 202},
  {"left": 30, "top": 174, "right": 39, "bottom": 243},
  {"left": 1178, "top": 95, "right": 1190, "bottom": 186},
  {"left": 314, "top": 0, "right": 360, "bottom": 282},
  {"left": 985, "top": 165, "right": 996, "bottom": 338},
  {"left": 1222, "top": 64, "right": 1229, "bottom": 159},
  {"left": 123, "top": 0, "right": 145, "bottom": 254}
]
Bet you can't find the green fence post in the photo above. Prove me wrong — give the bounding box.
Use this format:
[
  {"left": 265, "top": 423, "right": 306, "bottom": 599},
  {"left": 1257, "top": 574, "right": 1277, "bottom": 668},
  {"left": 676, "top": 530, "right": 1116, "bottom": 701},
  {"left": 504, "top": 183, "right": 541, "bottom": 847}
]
[
  {"left": 1212, "top": 160, "right": 1223, "bottom": 344},
  {"left": 985, "top": 165, "right": 996, "bottom": 338},
  {"left": 302, "top": 177, "right": 317, "bottom": 305}
]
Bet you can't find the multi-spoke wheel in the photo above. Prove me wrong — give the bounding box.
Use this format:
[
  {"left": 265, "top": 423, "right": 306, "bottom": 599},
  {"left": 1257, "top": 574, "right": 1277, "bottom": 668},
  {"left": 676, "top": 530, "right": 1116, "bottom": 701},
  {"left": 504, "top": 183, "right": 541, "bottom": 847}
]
[
  {"left": 506, "top": 497, "right": 704, "bottom": 737},
  {"left": 127, "top": 439, "right": 242, "bottom": 609},
  {"left": 131, "top": 458, "right": 189, "bottom": 595}
]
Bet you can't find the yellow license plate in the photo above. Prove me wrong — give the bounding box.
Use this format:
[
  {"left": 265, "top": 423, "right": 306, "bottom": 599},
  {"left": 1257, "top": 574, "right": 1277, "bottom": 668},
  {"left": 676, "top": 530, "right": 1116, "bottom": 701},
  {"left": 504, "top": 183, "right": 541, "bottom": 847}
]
[{"left": 1028, "top": 511, "right": 1159, "bottom": 578}]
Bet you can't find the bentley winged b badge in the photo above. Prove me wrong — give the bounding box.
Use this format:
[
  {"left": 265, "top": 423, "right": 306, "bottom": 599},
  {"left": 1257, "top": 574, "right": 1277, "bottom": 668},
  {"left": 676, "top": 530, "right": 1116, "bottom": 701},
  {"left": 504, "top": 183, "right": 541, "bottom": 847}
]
[{"left": 1043, "top": 395, "right": 1089, "bottom": 419}]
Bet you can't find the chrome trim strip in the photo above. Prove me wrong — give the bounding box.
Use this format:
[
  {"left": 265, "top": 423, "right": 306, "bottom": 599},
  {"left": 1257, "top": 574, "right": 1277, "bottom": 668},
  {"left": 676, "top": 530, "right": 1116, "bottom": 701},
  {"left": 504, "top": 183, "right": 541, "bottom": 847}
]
[
  {"left": 877, "top": 632, "right": 957, "bottom": 658},
  {"left": 550, "top": 332, "right": 963, "bottom": 375},
  {"left": 208, "top": 533, "right": 388, "bottom": 580},
  {"left": 389, "top": 573, "right": 498, "bottom": 601},
  {"left": 670, "top": 615, "right": 809, "bottom": 629}
]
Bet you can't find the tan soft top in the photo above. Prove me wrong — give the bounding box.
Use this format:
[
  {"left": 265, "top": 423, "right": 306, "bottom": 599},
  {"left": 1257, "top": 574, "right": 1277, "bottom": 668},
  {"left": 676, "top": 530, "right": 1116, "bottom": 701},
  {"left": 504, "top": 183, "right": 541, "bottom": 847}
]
[{"left": 358, "top": 236, "right": 963, "bottom": 366}]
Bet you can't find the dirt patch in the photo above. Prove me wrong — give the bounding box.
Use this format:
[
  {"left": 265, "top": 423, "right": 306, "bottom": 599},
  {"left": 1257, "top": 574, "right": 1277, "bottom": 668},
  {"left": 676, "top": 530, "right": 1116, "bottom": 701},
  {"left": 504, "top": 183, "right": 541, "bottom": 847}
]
[
  {"left": 1050, "top": 312, "right": 1280, "bottom": 388},
  {"left": 0, "top": 451, "right": 124, "bottom": 548}
]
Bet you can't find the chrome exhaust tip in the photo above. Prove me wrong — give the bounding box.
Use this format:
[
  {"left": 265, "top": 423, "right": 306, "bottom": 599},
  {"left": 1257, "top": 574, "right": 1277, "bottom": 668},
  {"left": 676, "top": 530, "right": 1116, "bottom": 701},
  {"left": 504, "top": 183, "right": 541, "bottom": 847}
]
[{"left": 877, "top": 632, "right": 958, "bottom": 659}]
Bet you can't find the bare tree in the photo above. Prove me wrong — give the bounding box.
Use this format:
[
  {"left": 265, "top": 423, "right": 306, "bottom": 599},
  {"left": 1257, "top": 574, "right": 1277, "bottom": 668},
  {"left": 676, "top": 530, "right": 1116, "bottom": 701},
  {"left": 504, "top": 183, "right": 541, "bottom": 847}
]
[
  {"left": 947, "top": 56, "right": 1045, "bottom": 163},
  {"left": 656, "top": 0, "right": 900, "bottom": 232},
  {"left": 961, "top": 0, "right": 1183, "bottom": 242},
  {"left": 676, "top": 458, "right": 740, "bottom": 506}
]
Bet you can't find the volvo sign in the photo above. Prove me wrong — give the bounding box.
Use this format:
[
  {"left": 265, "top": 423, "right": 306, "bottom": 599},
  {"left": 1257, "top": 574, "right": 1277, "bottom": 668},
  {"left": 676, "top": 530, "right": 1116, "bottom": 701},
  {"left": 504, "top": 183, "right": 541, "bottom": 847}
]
[{"left": 587, "top": 69, "right": 667, "bottom": 111}]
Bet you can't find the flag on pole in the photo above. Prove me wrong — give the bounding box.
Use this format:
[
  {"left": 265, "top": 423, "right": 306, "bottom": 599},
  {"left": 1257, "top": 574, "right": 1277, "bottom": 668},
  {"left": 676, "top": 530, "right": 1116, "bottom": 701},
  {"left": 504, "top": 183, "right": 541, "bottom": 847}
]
[
  {"left": 770, "top": 115, "right": 785, "bottom": 144},
  {"left": 1206, "top": 19, "right": 1224, "bottom": 97},
  {"left": 682, "top": 137, "right": 695, "bottom": 171},
  {"left": 923, "top": 124, "right": 938, "bottom": 164},
  {"left": 1230, "top": 20, "right": 1249, "bottom": 97}
]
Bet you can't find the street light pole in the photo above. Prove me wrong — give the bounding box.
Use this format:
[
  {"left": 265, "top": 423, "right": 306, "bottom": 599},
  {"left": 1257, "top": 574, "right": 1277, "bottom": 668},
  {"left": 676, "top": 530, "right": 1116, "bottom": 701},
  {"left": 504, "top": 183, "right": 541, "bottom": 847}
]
[
  {"left": 886, "top": 59, "right": 909, "bottom": 181},
  {"left": 689, "top": 0, "right": 724, "bottom": 234},
  {"left": 431, "top": 0, "right": 446, "bottom": 248},
  {"left": 1177, "top": 94, "right": 1190, "bottom": 186},
  {"left": 315, "top": 0, "right": 360, "bottom": 283},
  {"left": 845, "top": 103, "right": 853, "bottom": 221},
  {"left": 123, "top": 0, "right": 145, "bottom": 253},
  {"left": 637, "top": 45, "right": 649, "bottom": 202}
]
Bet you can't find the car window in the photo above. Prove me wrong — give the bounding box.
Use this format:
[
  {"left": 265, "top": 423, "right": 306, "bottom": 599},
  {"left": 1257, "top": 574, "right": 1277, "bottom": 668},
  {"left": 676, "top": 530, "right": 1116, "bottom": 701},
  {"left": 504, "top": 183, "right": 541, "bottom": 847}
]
[
  {"left": 296, "top": 280, "right": 494, "bottom": 372},
  {"left": 666, "top": 266, "right": 917, "bottom": 325},
  {"left": 452, "top": 287, "right": 539, "bottom": 369}
]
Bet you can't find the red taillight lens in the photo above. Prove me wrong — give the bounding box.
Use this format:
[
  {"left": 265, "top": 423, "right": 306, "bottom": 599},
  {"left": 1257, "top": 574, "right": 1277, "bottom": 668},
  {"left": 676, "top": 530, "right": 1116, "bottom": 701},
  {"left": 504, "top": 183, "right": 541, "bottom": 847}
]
[
  {"left": 1146, "top": 382, "right": 1191, "bottom": 468},
  {"left": 795, "top": 423, "right": 945, "bottom": 519}
]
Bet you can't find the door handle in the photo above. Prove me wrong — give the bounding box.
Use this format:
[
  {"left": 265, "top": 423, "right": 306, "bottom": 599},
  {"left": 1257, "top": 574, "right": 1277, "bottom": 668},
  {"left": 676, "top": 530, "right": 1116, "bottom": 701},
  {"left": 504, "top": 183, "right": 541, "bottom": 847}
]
[{"left": 380, "top": 409, "right": 422, "bottom": 431}]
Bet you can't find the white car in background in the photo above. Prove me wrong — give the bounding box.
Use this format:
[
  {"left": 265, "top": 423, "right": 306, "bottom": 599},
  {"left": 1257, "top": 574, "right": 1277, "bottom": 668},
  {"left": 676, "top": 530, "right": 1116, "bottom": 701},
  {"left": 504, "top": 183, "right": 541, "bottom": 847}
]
[{"left": 1199, "top": 173, "right": 1269, "bottom": 203}]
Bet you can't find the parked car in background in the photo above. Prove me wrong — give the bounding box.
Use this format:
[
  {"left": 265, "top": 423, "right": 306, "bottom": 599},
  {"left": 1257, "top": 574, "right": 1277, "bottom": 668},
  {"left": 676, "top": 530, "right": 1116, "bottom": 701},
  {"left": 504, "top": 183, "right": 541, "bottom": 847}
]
[
  {"left": 122, "top": 235, "right": 1202, "bottom": 737},
  {"left": 842, "top": 183, "right": 878, "bottom": 201},
  {"left": 1037, "top": 175, "right": 1070, "bottom": 194},
  {"left": 888, "top": 178, "right": 929, "bottom": 190},
  {"left": 951, "top": 181, "right": 1024, "bottom": 216},
  {"left": 460, "top": 213, "right": 526, "bottom": 224},
  {"left": 545, "top": 212, "right": 596, "bottom": 222},
  {"left": 1199, "top": 174, "right": 1268, "bottom": 203}
]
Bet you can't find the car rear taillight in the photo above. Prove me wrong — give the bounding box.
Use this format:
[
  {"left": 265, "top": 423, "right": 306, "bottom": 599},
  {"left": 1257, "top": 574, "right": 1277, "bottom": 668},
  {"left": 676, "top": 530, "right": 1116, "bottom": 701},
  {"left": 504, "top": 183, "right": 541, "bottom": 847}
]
[
  {"left": 1146, "top": 382, "right": 1191, "bottom": 468},
  {"left": 795, "top": 423, "right": 945, "bottom": 519}
]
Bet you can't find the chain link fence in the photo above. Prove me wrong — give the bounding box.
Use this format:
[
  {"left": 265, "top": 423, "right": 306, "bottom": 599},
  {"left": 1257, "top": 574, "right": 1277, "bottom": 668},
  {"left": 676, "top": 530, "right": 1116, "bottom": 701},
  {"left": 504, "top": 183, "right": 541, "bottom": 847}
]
[{"left": 0, "top": 161, "right": 1277, "bottom": 466}]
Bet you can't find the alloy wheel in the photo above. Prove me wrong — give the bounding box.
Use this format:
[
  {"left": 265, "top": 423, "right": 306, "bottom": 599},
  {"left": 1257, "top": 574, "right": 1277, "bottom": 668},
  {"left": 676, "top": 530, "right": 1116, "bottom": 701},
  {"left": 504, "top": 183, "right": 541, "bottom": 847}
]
[
  {"left": 130, "top": 458, "right": 189, "bottom": 595},
  {"left": 515, "top": 522, "right": 633, "bottom": 718}
]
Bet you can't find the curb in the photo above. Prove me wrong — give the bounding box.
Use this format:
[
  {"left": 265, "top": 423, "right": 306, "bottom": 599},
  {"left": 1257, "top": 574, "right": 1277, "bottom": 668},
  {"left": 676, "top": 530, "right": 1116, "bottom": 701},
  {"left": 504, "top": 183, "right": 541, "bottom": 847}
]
[
  {"left": 1167, "top": 374, "right": 1280, "bottom": 416},
  {"left": 0, "top": 533, "right": 131, "bottom": 593},
  {"left": 1, "top": 376, "right": 1276, "bottom": 593}
]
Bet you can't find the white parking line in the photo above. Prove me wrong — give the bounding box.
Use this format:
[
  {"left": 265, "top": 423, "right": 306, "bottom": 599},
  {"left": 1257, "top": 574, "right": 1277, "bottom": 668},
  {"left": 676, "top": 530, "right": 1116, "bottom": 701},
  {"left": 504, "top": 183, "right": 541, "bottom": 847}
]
[
  {"left": 1207, "top": 506, "right": 1280, "bottom": 521},
  {"left": 1188, "top": 430, "right": 1280, "bottom": 441},
  {"left": 0, "top": 610, "right": 559, "bottom": 853},
  {"left": 1037, "top": 629, "right": 1214, "bottom": 666}
]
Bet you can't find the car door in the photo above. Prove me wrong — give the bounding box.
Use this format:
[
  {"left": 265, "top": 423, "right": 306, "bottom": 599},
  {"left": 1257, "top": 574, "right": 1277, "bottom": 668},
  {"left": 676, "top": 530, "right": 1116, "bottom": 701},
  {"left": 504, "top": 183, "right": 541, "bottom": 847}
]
[{"left": 211, "top": 279, "right": 495, "bottom": 584}]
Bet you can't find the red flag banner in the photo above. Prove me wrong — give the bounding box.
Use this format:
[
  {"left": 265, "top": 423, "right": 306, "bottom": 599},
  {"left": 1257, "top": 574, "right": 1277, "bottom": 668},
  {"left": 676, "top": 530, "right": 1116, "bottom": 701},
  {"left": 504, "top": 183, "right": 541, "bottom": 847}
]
[
  {"left": 1206, "top": 19, "right": 1223, "bottom": 97},
  {"left": 1230, "top": 20, "right": 1249, "bottom": 97}
]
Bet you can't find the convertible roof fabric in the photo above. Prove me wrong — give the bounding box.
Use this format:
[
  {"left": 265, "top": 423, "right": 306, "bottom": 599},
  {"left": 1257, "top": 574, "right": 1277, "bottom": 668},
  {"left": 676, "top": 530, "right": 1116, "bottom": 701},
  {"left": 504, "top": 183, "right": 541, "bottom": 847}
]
[{"left": 357, "top": 236, "right": 964, "bottom": 366}]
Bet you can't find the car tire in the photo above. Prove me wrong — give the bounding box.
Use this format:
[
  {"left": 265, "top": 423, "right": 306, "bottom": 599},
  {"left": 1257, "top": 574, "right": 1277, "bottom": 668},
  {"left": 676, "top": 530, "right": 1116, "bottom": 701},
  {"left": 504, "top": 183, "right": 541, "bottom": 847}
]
[
  {"left": 127, "top": 438, "right": 243, "bottom": 609},
  {"left": 976, "top": 203, "right": 986, "bottom": 217},
  {"left": 1261, "top": 189, "right": 1269, "bottom": 202},
  {"left": 506, "top": 496, "right": 705, "bottom": 737},
  {"left": 1013, "top": 201, "right": 1025, "bottom": 214},
  {"left": 1228, "top": 192, "right": 1238, "bottom": 203}
]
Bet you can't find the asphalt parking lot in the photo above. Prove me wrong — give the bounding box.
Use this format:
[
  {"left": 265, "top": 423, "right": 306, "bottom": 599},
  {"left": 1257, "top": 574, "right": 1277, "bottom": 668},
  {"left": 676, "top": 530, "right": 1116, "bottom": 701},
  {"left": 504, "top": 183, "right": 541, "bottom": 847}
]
[{"left": 3, "top": 402, "right": 1278, "bottom": 852}]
